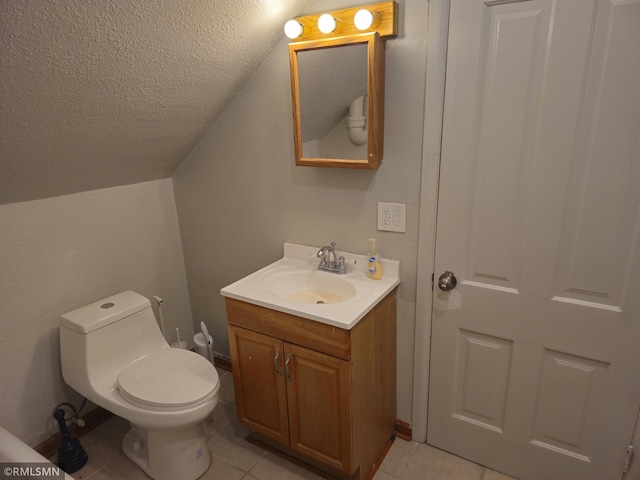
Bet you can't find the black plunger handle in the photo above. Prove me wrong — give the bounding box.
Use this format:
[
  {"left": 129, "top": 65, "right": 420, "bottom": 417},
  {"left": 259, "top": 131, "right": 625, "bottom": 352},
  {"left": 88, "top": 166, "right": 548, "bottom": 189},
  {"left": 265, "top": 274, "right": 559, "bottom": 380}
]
[{"left": 53, "top": 409, "right": 71, "bottom": 440}]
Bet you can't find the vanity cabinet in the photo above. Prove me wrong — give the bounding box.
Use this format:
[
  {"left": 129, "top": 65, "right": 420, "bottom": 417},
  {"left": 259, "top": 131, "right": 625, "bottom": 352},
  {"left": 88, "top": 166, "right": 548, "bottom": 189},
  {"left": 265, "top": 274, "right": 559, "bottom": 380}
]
[
  {"left": 225, "top": 289, "right": 397, "bottom": 480},
  {"left": 227, "top": 327, "right": 352, "bottom": 471}
]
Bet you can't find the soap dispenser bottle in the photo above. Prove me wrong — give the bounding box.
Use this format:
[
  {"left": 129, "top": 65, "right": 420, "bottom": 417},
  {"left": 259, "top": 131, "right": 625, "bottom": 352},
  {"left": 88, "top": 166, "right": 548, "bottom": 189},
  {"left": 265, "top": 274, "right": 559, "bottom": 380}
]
[{"left": 366, "top": 238, "right": 383, "bottom": 280}]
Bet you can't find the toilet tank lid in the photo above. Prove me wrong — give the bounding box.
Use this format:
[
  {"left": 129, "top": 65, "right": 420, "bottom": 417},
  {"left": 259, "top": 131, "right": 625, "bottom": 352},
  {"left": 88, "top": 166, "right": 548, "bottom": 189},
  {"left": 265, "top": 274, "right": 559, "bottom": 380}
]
[{"left": 60, "top": 291, "right": 151, "bottom": 334}]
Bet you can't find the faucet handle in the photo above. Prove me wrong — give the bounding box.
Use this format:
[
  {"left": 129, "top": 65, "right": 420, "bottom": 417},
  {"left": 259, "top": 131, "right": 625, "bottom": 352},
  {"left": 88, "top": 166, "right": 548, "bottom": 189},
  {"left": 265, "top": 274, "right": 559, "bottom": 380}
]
[{"left": 317, "top": 249, "right": 327, "bottom": 266}]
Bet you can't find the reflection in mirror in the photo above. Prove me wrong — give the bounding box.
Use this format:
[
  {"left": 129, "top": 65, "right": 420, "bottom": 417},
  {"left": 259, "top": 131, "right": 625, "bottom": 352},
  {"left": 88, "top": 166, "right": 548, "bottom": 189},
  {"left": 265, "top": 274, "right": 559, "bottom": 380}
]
[
  {"left": 289, "top": 33, "right": 384, "bottom": 169},
  {"left": 298, "top": 44, "right": 368, "bottom": 161}
]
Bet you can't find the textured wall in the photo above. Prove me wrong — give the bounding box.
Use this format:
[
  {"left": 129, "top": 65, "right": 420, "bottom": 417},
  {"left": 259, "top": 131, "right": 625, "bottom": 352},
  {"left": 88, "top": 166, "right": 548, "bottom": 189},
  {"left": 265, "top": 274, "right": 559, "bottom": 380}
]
[
  {"left": 0, "top": 0, "right": 311, "bottom": 204},
  {"left": 0, "top": 179, "right": 192, "bottom": 446},
  {"left": 173, "top": 0, "right": 429, "bottom": 423}
]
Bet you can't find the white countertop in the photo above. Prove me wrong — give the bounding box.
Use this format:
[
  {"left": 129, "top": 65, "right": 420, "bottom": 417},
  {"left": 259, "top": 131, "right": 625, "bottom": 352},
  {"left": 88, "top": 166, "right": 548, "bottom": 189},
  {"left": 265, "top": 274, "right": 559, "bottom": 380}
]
[{"left": 220, "top": 243, "right": 400, "bottom": 330}]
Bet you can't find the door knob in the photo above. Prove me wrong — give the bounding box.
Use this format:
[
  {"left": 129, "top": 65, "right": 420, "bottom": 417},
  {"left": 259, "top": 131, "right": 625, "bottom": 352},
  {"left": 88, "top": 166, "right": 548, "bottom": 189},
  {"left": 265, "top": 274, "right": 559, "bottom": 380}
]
[{"left": 438, "top": 271, "right": 457, "bottom": 291}]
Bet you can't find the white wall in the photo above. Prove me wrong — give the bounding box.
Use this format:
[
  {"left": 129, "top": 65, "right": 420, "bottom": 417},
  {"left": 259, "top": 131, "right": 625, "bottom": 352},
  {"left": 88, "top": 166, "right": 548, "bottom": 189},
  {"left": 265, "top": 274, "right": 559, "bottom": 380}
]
[
  {"left": 173, "top": 0, "right": 429, "bottom": 423},
  {"left": 0, "top": 179, "right": 193, "bottom": 446}
]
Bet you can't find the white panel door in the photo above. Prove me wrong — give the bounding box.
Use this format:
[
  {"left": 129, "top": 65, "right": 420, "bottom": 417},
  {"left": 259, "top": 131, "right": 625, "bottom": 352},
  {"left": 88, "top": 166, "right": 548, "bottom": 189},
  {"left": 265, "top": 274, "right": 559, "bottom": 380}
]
[{"left": 428, "top": 1, "right": 640, "bottom": 479}]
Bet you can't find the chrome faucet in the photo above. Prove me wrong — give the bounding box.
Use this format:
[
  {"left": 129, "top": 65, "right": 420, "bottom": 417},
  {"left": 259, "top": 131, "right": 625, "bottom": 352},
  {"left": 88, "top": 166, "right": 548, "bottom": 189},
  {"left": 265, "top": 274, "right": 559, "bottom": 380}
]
[{"left": 317, "top": 242, "right": 347, "bottom": 274}]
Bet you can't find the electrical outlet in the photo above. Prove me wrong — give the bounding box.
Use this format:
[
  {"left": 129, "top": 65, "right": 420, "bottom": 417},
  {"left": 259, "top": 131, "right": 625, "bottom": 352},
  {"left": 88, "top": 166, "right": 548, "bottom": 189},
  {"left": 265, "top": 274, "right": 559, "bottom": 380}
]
[
  {"left": 378, "top": 202, "right": 406, "bottom": 232},
  {"left": 381, "top": 206, "right": 391, "bottom": 226}
]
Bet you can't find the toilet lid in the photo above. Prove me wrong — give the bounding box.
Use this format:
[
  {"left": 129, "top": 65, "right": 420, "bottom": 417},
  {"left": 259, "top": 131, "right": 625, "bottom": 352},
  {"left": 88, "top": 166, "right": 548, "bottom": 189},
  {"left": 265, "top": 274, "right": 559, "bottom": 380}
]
[{"left": 116, "top": 348, "right": 219, "bottom": 408}]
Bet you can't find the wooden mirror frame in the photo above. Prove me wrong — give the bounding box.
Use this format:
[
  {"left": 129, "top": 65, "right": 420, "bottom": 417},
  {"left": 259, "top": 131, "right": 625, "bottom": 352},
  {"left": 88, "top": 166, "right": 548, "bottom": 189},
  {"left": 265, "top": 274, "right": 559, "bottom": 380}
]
[{"left": 289, "top": 32, "right": 385, "bottom": 169}]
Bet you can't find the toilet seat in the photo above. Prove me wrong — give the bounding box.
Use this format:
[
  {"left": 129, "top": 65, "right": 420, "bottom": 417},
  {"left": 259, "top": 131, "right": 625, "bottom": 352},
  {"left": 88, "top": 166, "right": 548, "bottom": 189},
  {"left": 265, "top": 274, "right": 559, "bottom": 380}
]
[{"left": 117, "top": 348, "right": 219, "bottom": 410}]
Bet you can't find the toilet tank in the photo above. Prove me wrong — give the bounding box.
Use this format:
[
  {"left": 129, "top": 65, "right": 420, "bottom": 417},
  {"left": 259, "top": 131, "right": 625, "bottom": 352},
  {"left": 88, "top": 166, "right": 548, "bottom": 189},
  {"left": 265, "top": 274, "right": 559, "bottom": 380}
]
[{"left": 60, "top": 291, "right": 168, "bottom": 395}]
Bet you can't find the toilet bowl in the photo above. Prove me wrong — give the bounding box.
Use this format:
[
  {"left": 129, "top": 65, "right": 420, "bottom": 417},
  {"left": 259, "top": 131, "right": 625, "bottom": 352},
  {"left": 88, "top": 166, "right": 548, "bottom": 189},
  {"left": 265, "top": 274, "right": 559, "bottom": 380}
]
[{"left": 59, "top": 291, "right": 219, "bottom": 480}]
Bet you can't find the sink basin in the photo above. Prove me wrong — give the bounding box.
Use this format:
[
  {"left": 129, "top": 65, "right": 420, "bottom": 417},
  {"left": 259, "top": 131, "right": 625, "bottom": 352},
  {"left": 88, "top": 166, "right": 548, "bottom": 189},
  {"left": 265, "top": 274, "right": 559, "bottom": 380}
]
[
  {"left": 265, "top": 270, "right": 356, "bottom": 304},
  {"left": 220, "top": 243, "right": 400, "bottom": 329}
]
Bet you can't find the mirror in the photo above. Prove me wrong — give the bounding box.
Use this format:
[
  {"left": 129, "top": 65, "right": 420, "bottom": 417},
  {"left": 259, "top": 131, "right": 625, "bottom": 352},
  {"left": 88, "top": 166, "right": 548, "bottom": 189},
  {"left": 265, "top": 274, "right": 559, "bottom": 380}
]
[
  {"left": 289, "top": 33, "right": 385, "bottom": 169},
  {"left": 299, "top": 44, "right": 367, "bottom": 161}
]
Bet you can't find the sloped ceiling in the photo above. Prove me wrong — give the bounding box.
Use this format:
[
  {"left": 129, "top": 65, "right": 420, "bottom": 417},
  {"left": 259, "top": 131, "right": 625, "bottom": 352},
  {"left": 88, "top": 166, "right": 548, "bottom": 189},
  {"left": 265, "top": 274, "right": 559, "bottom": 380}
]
[{"left": 0, "top": 0, "right": 312, "bottom": 205}]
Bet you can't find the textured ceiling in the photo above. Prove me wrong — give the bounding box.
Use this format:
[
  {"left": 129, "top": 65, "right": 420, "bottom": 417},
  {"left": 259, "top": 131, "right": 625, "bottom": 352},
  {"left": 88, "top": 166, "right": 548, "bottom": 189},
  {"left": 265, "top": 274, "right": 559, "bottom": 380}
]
[{"left": 0, "top": 0, "right": 312, "bottom": 204}]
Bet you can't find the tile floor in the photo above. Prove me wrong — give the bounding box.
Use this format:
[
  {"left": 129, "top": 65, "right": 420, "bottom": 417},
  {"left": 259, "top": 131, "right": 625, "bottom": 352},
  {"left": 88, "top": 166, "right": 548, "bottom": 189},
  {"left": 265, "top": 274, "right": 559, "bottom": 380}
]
[{"left": 64, "top": 368, "right": 518, "bottom": 480}]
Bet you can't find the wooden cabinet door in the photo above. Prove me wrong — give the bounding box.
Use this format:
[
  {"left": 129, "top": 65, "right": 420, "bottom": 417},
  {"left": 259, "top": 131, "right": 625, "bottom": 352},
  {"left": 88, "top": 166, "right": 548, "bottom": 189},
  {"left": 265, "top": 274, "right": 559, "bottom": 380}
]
[
  {"left": 228, "top": 325, "right": 289, "bottom": 443},
  {"left": 284, "top": 342, "right": 353, "bottom": 473}
]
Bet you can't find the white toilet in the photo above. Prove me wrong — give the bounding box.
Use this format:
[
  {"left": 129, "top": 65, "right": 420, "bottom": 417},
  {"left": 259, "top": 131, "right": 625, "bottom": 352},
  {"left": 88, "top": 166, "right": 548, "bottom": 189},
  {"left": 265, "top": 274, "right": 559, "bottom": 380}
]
[{"left": 59, "top": 291, "right": 220, "bottom": 480}]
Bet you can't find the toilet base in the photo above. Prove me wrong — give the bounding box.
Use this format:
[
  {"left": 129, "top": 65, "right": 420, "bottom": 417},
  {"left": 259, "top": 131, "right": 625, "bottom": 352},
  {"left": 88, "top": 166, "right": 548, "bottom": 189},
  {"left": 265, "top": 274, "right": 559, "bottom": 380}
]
[{"left": 122, "top": 422, "right": 211, "bottom": 480}]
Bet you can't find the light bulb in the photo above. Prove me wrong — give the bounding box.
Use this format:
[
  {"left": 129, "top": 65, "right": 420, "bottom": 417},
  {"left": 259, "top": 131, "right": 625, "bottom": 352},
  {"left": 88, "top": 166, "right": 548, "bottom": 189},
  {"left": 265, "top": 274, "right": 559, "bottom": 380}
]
[
  {"left": 317, "top": 14, "right": 337, "bottom": 34},
  {"left": 354, "top": 9, "right": 376, "bottom": 30},
  {"left": 284, "top": 19, "right": 304, "bottom": 39}
]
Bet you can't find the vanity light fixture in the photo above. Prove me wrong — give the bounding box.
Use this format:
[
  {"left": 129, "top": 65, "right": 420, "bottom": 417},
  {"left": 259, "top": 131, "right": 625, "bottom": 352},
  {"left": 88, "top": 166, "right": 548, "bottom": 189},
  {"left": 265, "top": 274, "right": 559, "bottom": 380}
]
[
  {"left": 284, "top": 2, "right": 397, "bottom": 43},
  {"left": 284, "top": 19, "right": 305, "bottom": 39},
  {"left": 354, "top": 9, "right": 379, "bottom": 30},
  {"left": 317, "top": 14, "right": 338, "bottom": 34}
]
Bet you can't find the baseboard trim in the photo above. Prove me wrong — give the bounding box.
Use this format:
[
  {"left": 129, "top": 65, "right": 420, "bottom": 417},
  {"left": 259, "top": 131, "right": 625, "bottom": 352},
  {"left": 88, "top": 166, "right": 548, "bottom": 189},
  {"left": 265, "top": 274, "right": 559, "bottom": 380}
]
[
  {"left": 395, "top": 419, "right": 412, "bottom": 441},
  {"left": 35, "top": 407, "right": 113, "bottom": 460},
  {"left": 213, "top": 353, "right": 232, "bottom": 371}
]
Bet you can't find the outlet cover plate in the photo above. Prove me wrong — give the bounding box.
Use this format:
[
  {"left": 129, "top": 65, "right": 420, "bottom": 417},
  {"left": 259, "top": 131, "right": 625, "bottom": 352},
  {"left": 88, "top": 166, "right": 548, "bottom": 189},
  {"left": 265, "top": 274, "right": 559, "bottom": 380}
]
[{"left": 378, "top": 202, "right": 406, "bottom": 232}]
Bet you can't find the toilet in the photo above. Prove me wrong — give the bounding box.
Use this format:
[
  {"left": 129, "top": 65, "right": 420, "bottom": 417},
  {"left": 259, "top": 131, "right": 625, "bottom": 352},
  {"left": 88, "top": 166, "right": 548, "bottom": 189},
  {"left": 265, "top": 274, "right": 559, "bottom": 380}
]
[{"left": 59, "top": 291, "right": 220, "bottom": 480}]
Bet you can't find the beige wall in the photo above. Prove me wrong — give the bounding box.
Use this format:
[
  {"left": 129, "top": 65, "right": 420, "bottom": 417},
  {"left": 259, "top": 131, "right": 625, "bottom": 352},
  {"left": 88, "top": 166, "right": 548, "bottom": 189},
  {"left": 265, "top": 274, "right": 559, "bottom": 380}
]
[
  {"left": 0, "top": 179, "right": 193, "bottom": 446},
  {"left": 173, "top": 0, "right": 429, "bottom": 423}
]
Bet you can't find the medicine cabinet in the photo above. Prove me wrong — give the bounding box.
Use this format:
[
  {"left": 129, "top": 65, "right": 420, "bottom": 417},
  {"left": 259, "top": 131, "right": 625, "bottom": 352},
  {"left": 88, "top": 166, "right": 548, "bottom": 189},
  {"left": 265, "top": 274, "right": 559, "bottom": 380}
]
[{"left": 287, "top": 2, "right": 397, "bottom": 169}]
